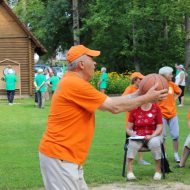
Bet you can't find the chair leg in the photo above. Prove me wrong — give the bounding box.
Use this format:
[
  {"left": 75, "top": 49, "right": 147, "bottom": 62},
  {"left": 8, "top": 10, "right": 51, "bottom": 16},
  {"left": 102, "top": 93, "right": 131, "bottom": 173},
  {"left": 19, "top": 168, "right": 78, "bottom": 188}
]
[
  {"left": 161, "top": 143, "right": 166, "bottom": 179},
  {"left": 122, "top": 150, "right": 127, "bottom": 177}
]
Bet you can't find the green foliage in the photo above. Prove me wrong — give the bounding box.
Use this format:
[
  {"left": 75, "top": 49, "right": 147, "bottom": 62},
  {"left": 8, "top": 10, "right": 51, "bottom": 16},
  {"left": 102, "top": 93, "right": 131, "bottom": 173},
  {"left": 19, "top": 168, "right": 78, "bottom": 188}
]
[
  {"left": 13, "top": 0, "right": 72, "bottom": 58},
  {"left": 13, "top": 0, "right": 45, "bottom": 38},
  {"left": 39, "top": 0, "right": 72, "bottom": 57},
  {"left": 81, "top": 0, "right": 185, "bottom": 73},
  {"left": 90, "top": 71, "right": 130, "bottom": 94}
]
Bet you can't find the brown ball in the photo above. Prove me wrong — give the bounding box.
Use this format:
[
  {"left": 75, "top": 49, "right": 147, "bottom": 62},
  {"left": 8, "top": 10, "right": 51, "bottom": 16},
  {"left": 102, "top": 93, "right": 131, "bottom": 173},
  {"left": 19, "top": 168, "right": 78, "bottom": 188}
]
[{"left": 139, "top": 73, "right": 168, "bottom": 95}]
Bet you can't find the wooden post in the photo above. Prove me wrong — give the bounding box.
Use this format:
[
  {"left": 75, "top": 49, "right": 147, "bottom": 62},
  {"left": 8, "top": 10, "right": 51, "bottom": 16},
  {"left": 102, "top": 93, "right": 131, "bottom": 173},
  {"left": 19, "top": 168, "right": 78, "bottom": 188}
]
[{"left": 28, "top": 39, "right": 33, "bottom": 96}]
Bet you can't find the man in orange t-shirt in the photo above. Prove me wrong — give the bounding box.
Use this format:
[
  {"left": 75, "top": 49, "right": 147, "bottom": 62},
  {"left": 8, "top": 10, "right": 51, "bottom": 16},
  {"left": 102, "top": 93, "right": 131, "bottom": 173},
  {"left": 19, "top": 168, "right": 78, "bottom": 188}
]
[
  {"left": 38, "top": 45, "right": 168, "bottom": 190},
  {"left": 158, "top": 66, "right": 181, "bottom": 163},
  {"left": 122, "top": 72, "right": 150, "bottom": 166}
]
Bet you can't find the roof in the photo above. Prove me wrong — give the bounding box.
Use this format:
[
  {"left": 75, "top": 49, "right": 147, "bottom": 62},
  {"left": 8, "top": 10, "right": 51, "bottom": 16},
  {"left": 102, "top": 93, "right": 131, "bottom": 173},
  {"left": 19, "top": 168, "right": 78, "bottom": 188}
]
[{"left": 0, "top": 0, "right": 47, "bottom": 55}]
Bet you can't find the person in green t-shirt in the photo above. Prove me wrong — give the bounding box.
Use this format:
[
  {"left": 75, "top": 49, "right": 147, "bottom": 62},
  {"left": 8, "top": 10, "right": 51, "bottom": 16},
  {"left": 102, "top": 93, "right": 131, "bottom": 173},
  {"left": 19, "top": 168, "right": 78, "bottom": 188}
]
[
  {"left": 2, "top": 69, "right": 17, "bottom": 105},
  {"left": 98, "top": 67, "right": 108, "bottom": 94},
  {"left": 49, "top": 71, "right": 60, "bottom": 95},
  {"left": 34, "top": 68, "right": 46, "bottom": 108}
]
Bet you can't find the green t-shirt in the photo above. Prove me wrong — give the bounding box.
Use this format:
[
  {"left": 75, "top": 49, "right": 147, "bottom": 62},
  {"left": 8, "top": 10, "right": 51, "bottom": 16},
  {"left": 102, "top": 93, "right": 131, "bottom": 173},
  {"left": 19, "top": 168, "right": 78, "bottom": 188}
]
[
  {"left": 4, "top": 74, "right": 17, "bottom": 90},
  {"left": 34, "top": 74, "right": 46, "bottom": 92},
  {"left": 50, "top": 76, "right": 60, "bottom": 91},
  {"left": 99, "top": 72, "right": 108, "bottom": 89}
]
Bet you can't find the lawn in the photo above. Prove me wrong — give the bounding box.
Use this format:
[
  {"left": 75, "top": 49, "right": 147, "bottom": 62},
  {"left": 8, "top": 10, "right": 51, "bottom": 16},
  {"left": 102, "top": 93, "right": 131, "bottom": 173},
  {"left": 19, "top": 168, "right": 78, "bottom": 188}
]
[{"left": 0, "top": 97, "right": 190, "bottom": 189}]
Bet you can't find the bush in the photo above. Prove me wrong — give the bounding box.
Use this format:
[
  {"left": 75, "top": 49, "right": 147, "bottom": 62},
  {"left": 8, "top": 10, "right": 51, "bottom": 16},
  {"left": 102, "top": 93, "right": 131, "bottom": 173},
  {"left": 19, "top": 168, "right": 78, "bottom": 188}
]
[{"left": 91, "top": 71, "right": 131, "bottom": 94}]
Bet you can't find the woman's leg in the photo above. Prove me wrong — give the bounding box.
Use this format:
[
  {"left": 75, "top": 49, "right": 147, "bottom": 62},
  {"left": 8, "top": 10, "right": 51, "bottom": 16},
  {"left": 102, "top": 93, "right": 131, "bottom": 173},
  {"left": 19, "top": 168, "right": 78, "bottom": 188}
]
[
  {"left": 178, "top": 85, "right": 185, "bottom": 106},
  {"left": 37, "top": 91, "right": 42, "bottom": 108},
  {"left": 181, "top": 96, "right": 184, "bottom": 106},
  {"left": 179, "top": 146, "right": 190, "bottom": 167},
  {"left": 148, "top": 136, "right": 162, "bottom": 173},
  {"left": 127, "top": 140, "right": 142, "bottom": 175},
  {"left": 35, "top": 92, "right": 38, "bottom": 105},
  {"left": 41, "top": 92, "right": 46, "bottom": 108},
  {"left": 127, "top": 158, "right": 134, "bottom": 172},
  {"left": 179, "top": 135, "right": 190, "bottom": 167},
  {"left": 169, "top": 116, "right": 180, "bottom": 162},
  {"left": 7, "top": 90, "right": 11, "bottom": 103},
  {"left": 155, "top": 159, "right": 161, "bottom": 173},
  {"left": 10, "top": 90, "right": 15, "bottom": 103}
]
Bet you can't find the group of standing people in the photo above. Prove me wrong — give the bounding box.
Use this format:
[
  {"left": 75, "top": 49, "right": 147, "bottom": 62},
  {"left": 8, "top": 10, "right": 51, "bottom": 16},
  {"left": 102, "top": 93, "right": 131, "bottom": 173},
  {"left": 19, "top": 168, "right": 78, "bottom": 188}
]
[{"left": 34, "top": 68, "right": 60, "bottom": 109}]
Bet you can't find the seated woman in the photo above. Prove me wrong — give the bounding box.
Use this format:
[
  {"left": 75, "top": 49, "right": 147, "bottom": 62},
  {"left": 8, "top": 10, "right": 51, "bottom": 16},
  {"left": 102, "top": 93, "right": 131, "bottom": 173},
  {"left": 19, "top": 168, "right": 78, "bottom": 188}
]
[
  {"left": 177, "top": 110, "right": 190, "bottom": 168},
  {"left": 126, "top": 103, "right": 163, "bottom": 181}
]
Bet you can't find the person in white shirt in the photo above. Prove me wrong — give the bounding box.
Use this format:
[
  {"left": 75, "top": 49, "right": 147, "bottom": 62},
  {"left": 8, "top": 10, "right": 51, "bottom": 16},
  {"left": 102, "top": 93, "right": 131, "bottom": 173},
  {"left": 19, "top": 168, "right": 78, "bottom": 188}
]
[{"left": 175, "top": 64, "right": 186, "bottom": 107}]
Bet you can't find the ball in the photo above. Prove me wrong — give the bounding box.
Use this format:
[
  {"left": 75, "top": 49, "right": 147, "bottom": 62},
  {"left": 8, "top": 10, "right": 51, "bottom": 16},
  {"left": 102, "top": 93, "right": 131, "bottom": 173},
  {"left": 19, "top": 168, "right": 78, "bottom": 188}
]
[{"left": 139, "top": 73, "right": 168, "bottom": 95}]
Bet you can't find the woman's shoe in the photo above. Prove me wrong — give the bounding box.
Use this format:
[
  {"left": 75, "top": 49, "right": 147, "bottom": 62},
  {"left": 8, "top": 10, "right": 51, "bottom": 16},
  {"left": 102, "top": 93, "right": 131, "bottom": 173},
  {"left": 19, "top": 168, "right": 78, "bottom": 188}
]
[
  {"left": 127, "top": 172, "right": 136, "bottom": 180},
  {"left": 175, "top": 164, "right": 184, "bottom": 168},
  {"left": 174, "top": 154, "right": 180, "bottom": 163},
  {"left": 139, "top": 159, "right": 151, "bottom": 165},
  {"left": 153, "top": 172, "right": 162, "bottom": 180}
]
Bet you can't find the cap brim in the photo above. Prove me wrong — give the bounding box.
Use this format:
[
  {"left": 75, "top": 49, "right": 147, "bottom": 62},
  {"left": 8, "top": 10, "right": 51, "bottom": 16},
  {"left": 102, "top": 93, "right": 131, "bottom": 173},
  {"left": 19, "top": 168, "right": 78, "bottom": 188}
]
[
  {"left": 86, "top": 49, "right": 101, "bottom": 57},
  {"left": 131, "top": 74, "right": 144, "bottom": 79}
]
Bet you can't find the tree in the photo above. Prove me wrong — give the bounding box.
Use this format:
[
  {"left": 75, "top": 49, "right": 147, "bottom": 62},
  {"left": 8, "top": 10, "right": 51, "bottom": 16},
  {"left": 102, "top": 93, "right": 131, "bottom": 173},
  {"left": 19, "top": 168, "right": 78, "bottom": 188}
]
[
  {"left": 13, "top": 0, "right": 72, "bottom": 58},
  {"left": 81, "top": 0, "right": 184, "bottom": 73}
]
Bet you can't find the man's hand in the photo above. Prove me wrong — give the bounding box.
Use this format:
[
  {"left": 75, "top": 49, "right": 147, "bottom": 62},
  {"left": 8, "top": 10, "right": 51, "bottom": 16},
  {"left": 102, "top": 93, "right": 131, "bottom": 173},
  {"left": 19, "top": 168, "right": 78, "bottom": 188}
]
[
  {"left": 145, "top": 83, "right": 168, "bottom": 102},
  {"left": 130, "top": 131, "right": 137, "bottom": 137},
  {"left": 144, "top": 135, "right": 152, "bottom": 141}
]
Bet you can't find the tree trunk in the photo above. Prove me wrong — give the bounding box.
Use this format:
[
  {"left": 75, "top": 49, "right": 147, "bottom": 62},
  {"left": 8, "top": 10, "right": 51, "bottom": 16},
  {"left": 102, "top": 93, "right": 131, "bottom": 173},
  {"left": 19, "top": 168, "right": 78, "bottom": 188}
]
[
  {"left": 184, "top": 15, "right": 190, "bottom": 91},
  {"left": 72, "top": 0, "right": 80, "bottom": 45},
  {"left": 164, "top": 21, "right": 168, "bottom": 40},
  {"left": 132, "top": 21, "right": 140, "bottom": 71}
]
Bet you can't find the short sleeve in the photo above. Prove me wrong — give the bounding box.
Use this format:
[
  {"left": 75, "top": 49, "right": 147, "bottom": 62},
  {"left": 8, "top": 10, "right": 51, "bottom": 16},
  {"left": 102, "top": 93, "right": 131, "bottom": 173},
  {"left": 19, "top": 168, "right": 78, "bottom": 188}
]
[{"left": 155, "top": 105, "right": 163, "bottom": 125}]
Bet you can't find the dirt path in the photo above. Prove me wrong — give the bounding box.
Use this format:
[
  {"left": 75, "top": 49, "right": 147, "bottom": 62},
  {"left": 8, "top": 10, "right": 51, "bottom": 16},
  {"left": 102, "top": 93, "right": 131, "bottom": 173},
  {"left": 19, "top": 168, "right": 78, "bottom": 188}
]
[{"left": 90, "top": 182, "right": 190, "bottom": 190}]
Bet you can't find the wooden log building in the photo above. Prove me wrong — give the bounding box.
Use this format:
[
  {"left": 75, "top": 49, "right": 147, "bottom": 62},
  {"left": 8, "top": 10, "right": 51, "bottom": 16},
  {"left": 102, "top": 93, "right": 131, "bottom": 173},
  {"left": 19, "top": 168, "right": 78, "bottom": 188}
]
[{"left": 0, "top": 0, "right": 46, "bottom": 98}]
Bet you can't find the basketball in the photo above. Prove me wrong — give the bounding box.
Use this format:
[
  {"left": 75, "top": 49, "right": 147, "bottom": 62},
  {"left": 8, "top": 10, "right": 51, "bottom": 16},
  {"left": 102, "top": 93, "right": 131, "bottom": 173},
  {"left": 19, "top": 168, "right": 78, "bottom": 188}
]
[{"left": 139, "top": 73, "right": 168, "bottom": 95}]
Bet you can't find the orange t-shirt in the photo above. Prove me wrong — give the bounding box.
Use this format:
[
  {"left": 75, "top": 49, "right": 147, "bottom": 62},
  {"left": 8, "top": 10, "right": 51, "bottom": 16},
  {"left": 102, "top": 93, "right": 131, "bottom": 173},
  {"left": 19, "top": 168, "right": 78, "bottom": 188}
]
[
  {"left": 39, "top": 71, "right": 107, "bottom": 165},
  {"left": 158, "top": 81, "right": 181, "bottom": 119},
  {"left": 122, "top": 85, "right": 138, "bottom": 127}
]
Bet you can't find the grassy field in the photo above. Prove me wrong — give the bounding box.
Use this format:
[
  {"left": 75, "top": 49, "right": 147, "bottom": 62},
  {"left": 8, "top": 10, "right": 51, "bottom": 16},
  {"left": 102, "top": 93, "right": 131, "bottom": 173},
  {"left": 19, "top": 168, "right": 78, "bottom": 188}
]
[{"left": 0, "top": 97, "right": 190, "bottom": 189}]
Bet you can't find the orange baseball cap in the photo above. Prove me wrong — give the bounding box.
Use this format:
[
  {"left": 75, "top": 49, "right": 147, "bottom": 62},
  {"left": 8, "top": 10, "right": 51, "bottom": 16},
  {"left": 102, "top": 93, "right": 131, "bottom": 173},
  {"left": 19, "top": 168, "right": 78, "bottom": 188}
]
[
  {"left": 66, "top": 45, "right": 101, "bottom": 63},
  {"left": 130, "top": 72, "right": 144, "bottom": 79}
]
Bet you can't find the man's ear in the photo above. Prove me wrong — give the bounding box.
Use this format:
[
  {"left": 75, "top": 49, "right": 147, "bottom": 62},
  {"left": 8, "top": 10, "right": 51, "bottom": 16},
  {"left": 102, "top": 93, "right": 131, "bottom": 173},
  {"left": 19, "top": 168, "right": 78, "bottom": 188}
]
[{"left": 78, "top": 61, "right": 85, "bottom": 70}]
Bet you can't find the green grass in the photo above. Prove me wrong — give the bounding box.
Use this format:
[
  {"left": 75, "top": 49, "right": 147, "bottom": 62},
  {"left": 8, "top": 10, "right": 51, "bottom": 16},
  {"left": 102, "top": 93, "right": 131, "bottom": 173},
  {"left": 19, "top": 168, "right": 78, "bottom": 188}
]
[{"left": 0, "top": 97, "right": 190, "bottom": 189}]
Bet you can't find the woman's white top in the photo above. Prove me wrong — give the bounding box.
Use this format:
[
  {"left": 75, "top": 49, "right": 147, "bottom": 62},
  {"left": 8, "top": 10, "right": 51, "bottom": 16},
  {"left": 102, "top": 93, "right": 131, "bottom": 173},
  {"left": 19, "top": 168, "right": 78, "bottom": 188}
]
[{"left": 175, "top": 71, "right": 185, "bottom": 86}]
